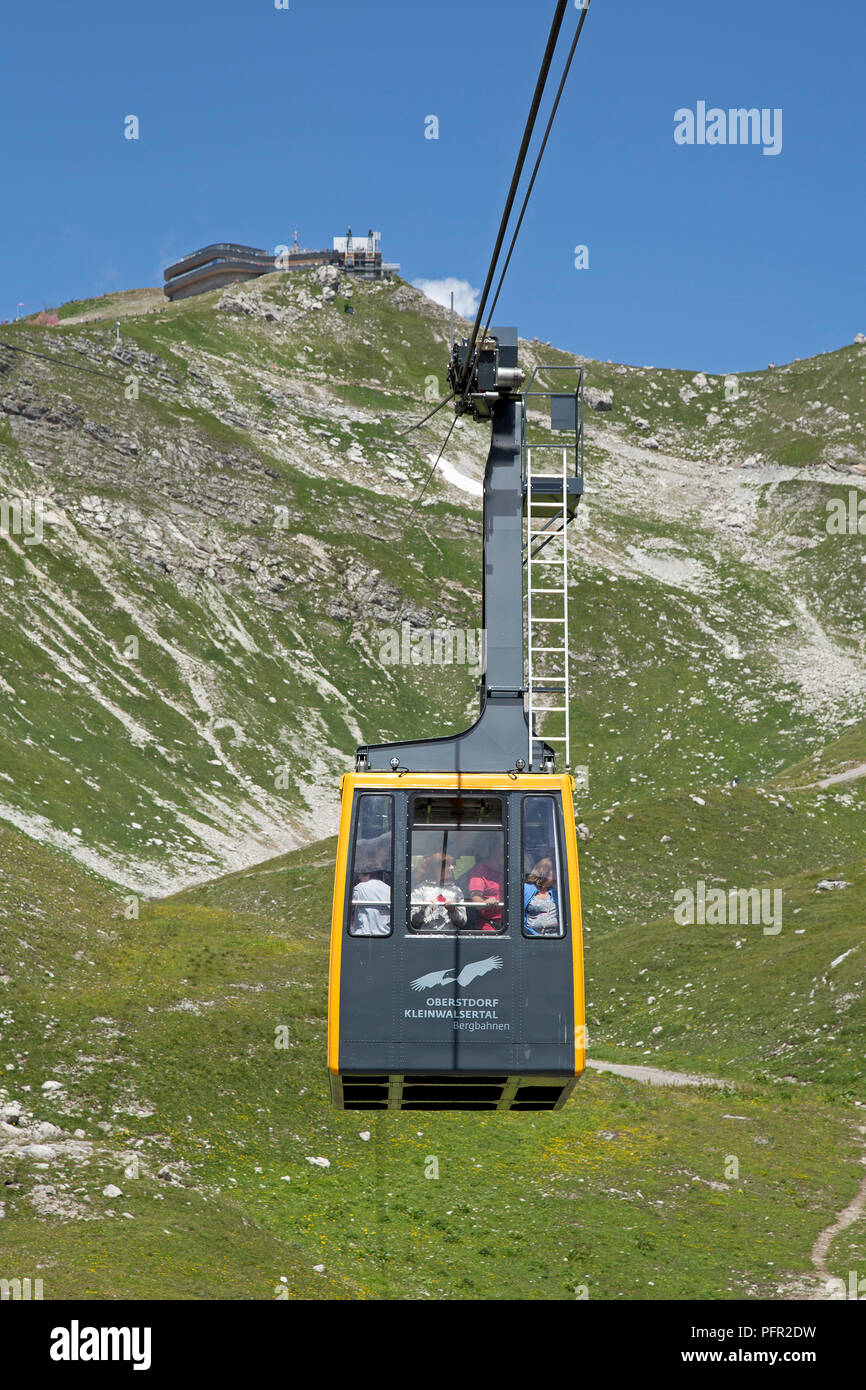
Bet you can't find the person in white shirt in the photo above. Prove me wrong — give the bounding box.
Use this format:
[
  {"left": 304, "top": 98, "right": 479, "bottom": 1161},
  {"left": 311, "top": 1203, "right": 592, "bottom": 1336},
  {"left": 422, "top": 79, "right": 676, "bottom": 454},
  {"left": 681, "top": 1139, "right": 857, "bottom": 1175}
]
[
  {"left": 410, "top": 853, "right": 468, "bottom": 932},
  {"left": 350, "top": 870, "right": 391, "bottom": 936}
]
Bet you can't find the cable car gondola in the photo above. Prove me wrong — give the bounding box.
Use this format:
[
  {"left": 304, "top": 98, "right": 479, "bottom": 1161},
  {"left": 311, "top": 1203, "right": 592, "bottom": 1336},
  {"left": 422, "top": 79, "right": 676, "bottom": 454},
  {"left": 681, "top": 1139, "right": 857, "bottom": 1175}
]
[{"left": 328, "top": 329, "right": 587, "bottom": 1111}]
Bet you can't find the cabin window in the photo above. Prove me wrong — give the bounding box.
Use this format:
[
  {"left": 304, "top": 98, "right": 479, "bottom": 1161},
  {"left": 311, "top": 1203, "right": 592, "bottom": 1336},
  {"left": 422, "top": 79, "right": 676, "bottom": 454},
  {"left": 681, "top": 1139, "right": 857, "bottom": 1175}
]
[
  {"left": 409, "top": 795, "right": 505, "bottom": 934},
  {"left": 522, "top": 796, "right": 565, "bottom": 938},
  {"left": 348, "top": 795, "right": 393, "bottom": 937}
]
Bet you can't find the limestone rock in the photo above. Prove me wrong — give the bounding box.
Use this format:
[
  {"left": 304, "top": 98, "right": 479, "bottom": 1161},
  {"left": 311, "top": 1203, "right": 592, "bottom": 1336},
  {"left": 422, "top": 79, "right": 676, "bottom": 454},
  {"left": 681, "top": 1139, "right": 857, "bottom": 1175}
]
[
  {"left": 217, "top": 288, "right": 289, "bottom": 325},
  {"left": 314, "top": 265, "right": 340, "bottom": 290},
  {"left": 217, "top": 288, "right": 259, "bottom": 317}
]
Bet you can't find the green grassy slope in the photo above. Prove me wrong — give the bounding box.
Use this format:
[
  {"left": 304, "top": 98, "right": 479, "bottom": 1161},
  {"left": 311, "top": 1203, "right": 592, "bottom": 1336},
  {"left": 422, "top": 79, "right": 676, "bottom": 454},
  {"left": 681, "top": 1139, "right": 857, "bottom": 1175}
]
[
  {"left": 1, "top": 273, "right": 864, "bottom": 891},
  {"left": 1, "top": 273, "right": 864, "bottom": 1300},
  {"left": 1, "top": 810, "right": 863, "bottom": 1301}
]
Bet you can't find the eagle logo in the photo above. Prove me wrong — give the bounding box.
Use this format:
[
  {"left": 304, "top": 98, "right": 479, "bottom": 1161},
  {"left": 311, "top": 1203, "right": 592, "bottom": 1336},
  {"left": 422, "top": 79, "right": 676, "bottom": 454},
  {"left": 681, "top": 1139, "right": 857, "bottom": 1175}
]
[{"left": 409, "top": 956, "right": 504, "bottom": 992}]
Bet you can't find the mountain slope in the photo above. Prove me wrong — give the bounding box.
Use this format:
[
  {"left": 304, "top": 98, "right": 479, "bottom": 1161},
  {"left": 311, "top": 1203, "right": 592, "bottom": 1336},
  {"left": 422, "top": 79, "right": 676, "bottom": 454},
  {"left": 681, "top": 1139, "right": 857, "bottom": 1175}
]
[
  {"left": 1, "top": 270, "right": 864, "bottom": 892},
  {"left": 1, "top": 269, "right": 864, "bottom": 1300},
  {"left": 1, "top": 821, "right": 863, "bottom": 1301}
]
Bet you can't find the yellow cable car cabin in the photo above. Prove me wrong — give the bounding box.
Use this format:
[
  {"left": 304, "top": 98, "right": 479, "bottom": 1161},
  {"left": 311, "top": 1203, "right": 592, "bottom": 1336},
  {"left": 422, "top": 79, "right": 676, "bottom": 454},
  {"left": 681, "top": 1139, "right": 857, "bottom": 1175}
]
[
  {"left": 328, "top": 330, "right": 587, "bottom": 1111},
  {"left": 329, "top": 772, "right": 585, "bottom": 1111}
]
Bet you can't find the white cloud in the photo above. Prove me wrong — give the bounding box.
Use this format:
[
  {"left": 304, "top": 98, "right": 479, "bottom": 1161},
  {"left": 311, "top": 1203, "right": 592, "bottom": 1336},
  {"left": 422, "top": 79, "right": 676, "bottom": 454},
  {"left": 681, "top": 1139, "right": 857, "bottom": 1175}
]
[{"left": 412, "top": 276, "right": 479, "bottom": 318}]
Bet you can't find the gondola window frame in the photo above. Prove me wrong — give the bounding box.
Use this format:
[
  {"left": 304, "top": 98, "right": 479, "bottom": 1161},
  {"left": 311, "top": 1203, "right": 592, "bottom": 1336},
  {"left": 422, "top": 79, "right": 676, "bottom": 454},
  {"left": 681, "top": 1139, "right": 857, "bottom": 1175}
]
[
  {"left": 345, "top": 792, "right": 395, "bottom": 939},
  {"left": 406, "top": 791, "right": 508, "bottom": 936},
  {"left": 521, "top": 793, "right": 567, "bottom": 940}
]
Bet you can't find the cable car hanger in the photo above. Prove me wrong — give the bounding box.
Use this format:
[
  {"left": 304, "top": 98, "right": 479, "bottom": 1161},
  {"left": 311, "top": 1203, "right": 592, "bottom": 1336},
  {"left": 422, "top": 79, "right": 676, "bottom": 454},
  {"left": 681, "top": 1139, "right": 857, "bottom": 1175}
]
[
  {"left": 454, "top": 0, "right": 592, "bottom": 413},
  {"left": 329, "top": 3, "right": 594, "bottom": 1113},
  {"left": 402, "top": 0, "right": 592, "bottom": 442},
  {"left": 359, "top": 1, "right": 592, "bottom": 777}
]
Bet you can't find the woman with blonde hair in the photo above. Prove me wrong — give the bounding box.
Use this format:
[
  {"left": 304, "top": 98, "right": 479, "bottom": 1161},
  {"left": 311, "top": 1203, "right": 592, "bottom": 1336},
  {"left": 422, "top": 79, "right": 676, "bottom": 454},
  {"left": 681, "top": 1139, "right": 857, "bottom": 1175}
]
[{"left": 523, "top": 858, "right": 560, "bottom": 937}]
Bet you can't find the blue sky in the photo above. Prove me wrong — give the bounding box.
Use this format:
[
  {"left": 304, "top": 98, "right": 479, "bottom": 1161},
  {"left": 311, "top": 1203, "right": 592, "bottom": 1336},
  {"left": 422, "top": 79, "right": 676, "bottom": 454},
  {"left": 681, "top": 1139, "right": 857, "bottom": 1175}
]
[{"left": 1, "top": 0, "right": 863, "bottom": 372}]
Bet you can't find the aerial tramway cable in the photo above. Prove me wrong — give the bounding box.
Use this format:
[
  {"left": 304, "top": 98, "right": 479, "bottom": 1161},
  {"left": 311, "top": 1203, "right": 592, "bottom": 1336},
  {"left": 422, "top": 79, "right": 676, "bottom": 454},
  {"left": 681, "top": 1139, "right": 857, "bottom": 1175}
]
[
  {"left": 402, "top": 1, "right": 590, "bottom": 515},
  {"left": 402, "top": 1, "right": 575, "bottom": 435},
  {"left": 479, "top": 0, "right": 592, "bottom": 348},
  {"left": 456, "top": 0, "right": 572, "bottom": 400},
  {"left": 402, "top": 412, "right": 460, "bottom": 534},
  {"left": 0, "top": 339, "right": 122, "bottom": 383},
  {"left": 399, "top": 389, "right": 456, "bottom": 436}
]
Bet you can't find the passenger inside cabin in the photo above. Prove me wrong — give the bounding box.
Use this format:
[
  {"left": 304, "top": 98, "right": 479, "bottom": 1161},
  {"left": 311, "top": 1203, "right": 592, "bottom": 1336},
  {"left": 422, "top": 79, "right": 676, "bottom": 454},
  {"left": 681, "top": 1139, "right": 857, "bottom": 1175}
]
[
  {"left": 350, "top": 869, "right": 391, "bottom": 936},
  {"left": 524, "top": 839, "right": 554, "bottom": 877},
  {"left": 411, "top": 853, "right": 467, "bottom": 932},
  {"left": 465, "top": 832, "right": 505, "bottom": 932},
  {"left": 523, "top": 857, "right": 560, "bottom": 937}
]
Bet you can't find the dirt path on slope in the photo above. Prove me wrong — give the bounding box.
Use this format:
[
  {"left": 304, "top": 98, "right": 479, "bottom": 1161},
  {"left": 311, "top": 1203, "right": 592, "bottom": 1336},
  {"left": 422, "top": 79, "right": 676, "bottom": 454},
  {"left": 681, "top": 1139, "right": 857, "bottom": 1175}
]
[
  {"left": 815, "top": 763, "right": 866, "bottom": 789},
  {"left": 589, "top": 1055, "right": 866, "bottom": 1300},
  {"left": 810, "top": 1170, "right": 866, "bottom": 1288},
  {"left": 585, "top": 1058, "right": 731, "bottom": 1088},
  {"left": 789, "top": 761, "right": 866, "bottom": 792},
  {"left": 777, "top": 1158, "right": 866, "bottom": 1300}
]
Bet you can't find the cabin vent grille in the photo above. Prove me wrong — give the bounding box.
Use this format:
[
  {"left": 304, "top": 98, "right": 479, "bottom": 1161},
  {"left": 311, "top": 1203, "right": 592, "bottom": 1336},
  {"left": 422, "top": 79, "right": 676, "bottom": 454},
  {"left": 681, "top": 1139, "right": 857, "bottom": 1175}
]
[{"left": 338, "top": 1073, "right": 572, "bottom": 1112}]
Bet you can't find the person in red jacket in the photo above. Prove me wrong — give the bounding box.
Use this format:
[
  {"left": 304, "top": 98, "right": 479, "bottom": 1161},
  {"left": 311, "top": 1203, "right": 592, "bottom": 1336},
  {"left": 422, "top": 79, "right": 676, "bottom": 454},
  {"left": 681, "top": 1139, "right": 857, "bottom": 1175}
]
[{"left": 467, "top": 837, "right": 505, "bottom": 932}]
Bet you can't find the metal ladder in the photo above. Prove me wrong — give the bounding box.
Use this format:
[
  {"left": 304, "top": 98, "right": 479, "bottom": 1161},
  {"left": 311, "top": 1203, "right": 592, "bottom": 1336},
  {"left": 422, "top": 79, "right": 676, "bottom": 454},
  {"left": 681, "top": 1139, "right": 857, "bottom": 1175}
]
[{"left": 525, "top": 444, "right": 571, "bottom": 771}]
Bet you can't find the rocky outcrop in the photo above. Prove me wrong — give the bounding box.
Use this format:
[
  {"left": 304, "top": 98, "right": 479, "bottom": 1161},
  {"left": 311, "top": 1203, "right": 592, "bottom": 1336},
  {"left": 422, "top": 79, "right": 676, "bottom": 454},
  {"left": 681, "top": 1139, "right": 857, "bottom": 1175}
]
[
  {"left": 314, "top": 265, "right": 340, "bottom": 303},
  {"left": 1, "top": 382, "right": 82, "bottom": 428},
  {"left": 217, "top": 287, "right": 290, "bottom": 325},
  {"left": 327, "top": 561, "right": 435, "bottom": 628}
]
